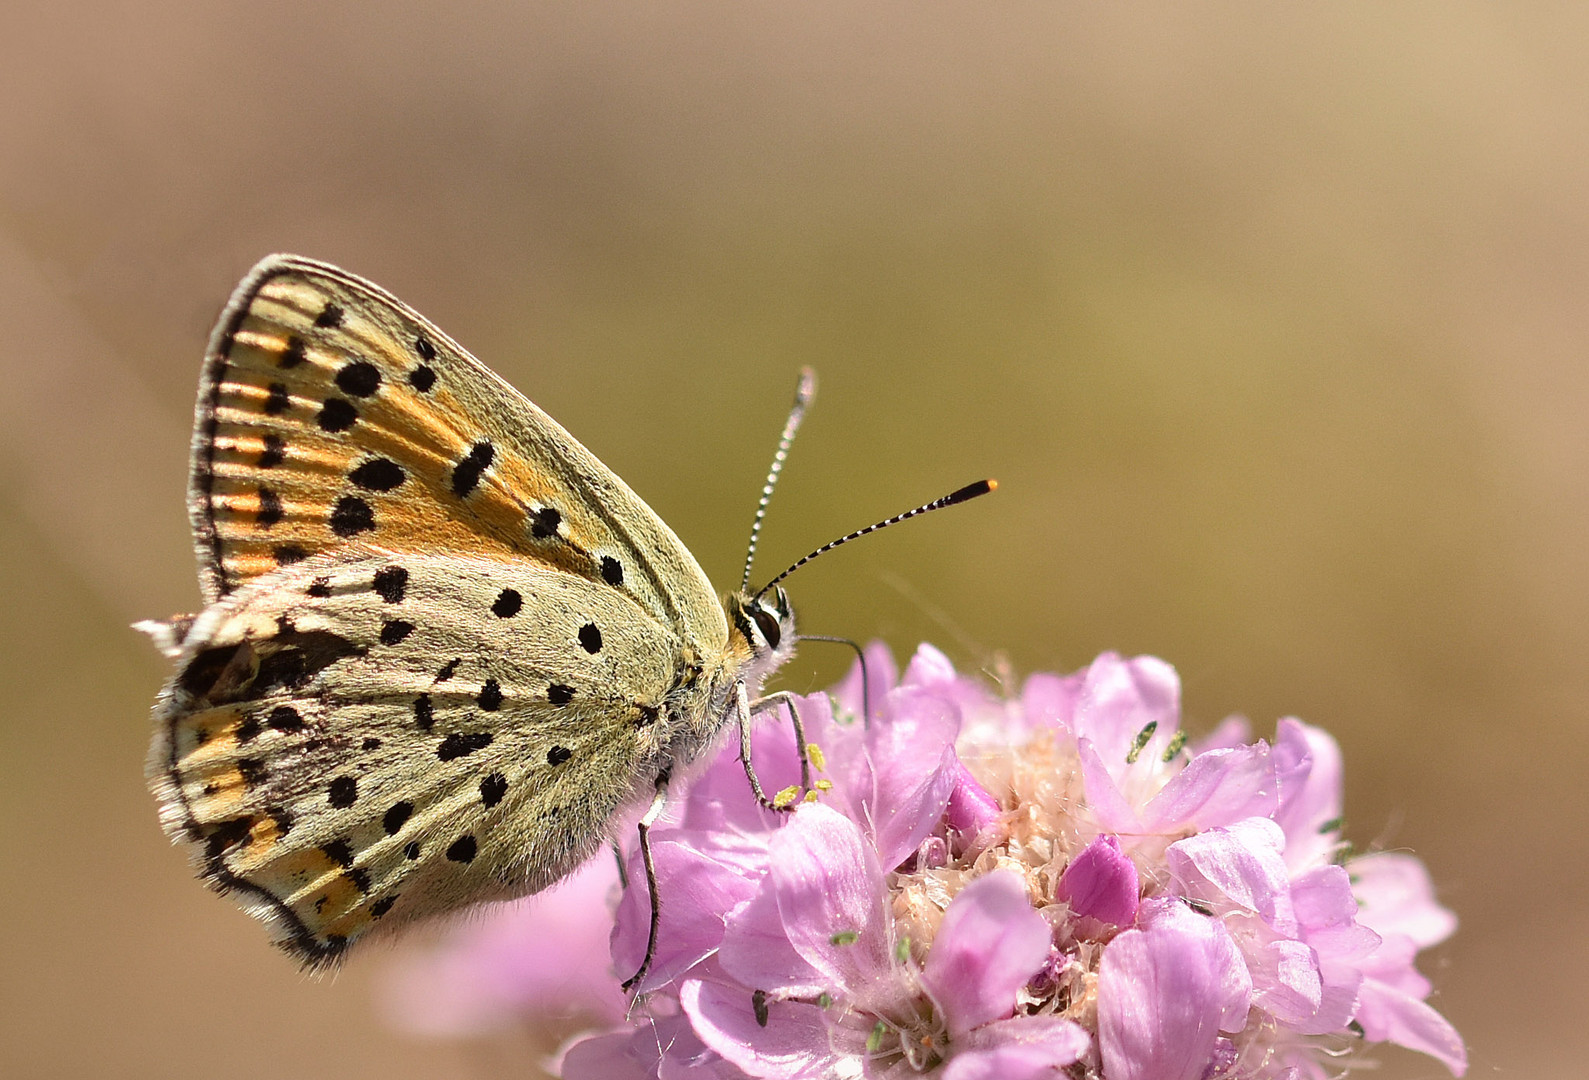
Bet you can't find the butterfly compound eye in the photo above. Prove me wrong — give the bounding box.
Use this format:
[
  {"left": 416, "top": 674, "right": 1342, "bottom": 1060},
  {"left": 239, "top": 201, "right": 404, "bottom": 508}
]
[{"left": 749, "top": 604, "right": 782, "bottom": 651}]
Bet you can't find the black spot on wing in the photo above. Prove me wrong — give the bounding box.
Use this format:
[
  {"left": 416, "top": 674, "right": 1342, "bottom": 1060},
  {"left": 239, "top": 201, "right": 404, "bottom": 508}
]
[
  {"left": 413, "top": 693, "right": 434, "bottom": 730},
  {"left": 446, "top": 835, "right": 476, "bottom": 863},
  {"left": 601, "top": 556, "right": 624, "bottom": 586},
  {"left": 491, "top": 589, "right": 522, "bottom": 618},
  {"left": 268, "top": 705, "right": 305, "bottom": 732},
  {"left": 264, "top": 382, "right": 291, "bottom": 416},
  {"left": 314, "top": 301, "right": 345, "bottom": 328},
  {"left": 334, "top": 360, "right": 380, "bottom": 397},
  {"left": 435, "top": 658, "right": 460, "bottom": 682},
  {"left": 350, "top": 458, "right": 405, "bottom": 491},
  {"left": 318, "top": 398, "right": 357, "bottom": 432},
  {"left": 306, "top": 576, "right": 332, "bottom": 598},
  {"left": 414, "top": 335, "right": 436, "bottom": 361},
  {"left": 530, "top": 506, "right": 561, "bottom": 539},
  {"left": 370, "top": 895, "right": 397, "bottom": 919},
  {"left": 274, "top": 544, "right": 308, "bottom": 566},
  {"left": 547, "top": 683, "right": 574, "bottom": 705},
  {"left": 329, "top": 495, "right": 375, "bottom": 537},
  {"left": 328, "top": 776, "right": 357, "bottom": 808},
  {"left": 403, "top": 840, "right": 421, "bottom": 860},
  {"left": 255, "top": 487, "right": 283, "bottom": 528},
  {"left": 480, "top": 773, "right": 508, "bottom": 807},
  {"left": 547, "top": 746, "right": 572, "bottom": 766},
  {"left": 477, "top": 679, "right": 503, "bottom": 711},
  {"left": 578, "top": 623, "right": 602, "bottom": 654},
  {"left": 322, "top": 839, "right": 354, "bottom": 867},
  {"left": 373, "top": 566, "right": 408, "bottom": 603},
  {"left": 450, "top": 441, "right": 494, "bottom": 497},
  {"left": 437, "top": 732, "right": 493, "bottom": 761},
  {"left": 278, "top": 336, "right": 307, "bottom": 368},
  {"left": 257, "top": 435, "right": 286, "bottom": 469},
  {"left": 409, "top": 365, "right": 436, "bottom": 392},
  {"left": 383, "top": 802, "right": 412, "bottom": 834},
  {"left": 380, "top": 619, "right": 415, "bottom": 645}
]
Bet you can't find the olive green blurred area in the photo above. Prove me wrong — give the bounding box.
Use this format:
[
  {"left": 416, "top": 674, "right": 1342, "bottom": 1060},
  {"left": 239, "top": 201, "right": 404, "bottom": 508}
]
[{"left": 3, "top": 3, "right": 1585, "bottom": 1077}]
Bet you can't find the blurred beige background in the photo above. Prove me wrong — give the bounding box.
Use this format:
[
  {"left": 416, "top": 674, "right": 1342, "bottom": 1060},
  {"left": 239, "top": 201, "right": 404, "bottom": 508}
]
[{"left": 2, "top": 2, "right": 1583, "bottom": 1077}]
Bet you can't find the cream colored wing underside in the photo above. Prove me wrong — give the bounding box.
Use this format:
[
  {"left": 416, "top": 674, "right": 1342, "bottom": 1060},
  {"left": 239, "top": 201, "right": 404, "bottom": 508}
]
[{"left": 149, "top": 549, "right": 680, "bottom": 967}]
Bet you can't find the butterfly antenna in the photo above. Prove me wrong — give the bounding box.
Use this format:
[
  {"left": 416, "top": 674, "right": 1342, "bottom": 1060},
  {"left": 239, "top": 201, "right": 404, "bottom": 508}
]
[
  {"left": 741, "top": 367, "right": 818, "bottom": 592},
  {"left": 756, "top": 479, "right": 998, "bottom": 598}
]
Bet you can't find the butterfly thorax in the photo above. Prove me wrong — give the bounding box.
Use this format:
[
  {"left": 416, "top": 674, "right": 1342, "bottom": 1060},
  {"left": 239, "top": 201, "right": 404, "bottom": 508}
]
[{"left": 648, "top": 586, "right": 796, "bottom": 774}]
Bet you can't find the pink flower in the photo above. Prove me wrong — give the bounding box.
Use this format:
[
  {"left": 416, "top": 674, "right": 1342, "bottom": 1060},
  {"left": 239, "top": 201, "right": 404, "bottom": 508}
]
[{"left": 384, "top": 643, "right": 1466, "bottom": 1080}]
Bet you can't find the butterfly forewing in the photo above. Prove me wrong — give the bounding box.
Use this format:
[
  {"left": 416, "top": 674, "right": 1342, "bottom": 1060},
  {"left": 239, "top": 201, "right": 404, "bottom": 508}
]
[
  {"left": 191, "top": 254, "right": 725, "bottom": 653},
  {"left": 150, "top": 549, "right": 677, "bottom": 965}
]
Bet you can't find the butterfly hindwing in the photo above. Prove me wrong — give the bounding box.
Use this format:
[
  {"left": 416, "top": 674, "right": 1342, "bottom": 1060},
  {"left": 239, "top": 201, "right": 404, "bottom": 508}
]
[
  {"left": 149, "top": 548, "right": 679, "bottom": 966},
  {"left": 190, "top": 254, "right": 725, "bottom": 653}
]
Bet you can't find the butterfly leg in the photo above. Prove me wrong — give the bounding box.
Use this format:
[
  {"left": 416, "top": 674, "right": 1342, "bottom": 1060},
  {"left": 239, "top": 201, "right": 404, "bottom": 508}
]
[
  {"left": 736, "top": 682, "right": 813, "bottom": 812},
  {"left": 621, "top": 767, "right": 671, "bottom": 995}
]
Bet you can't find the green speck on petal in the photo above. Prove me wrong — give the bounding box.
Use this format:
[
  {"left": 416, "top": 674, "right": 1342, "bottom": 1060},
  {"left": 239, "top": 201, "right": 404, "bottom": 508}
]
[
  {"left": 866, "top": 1020, "right": 889, "bottom": 1054},
  {"left": 818, "top": 992, "right": 833, "bottom": 1008},
  {"left": 894, "top": 936, "right": 911, "bottom": 964},
  {"left": 1161, "top": 729, "right": 1188, "bottom": 761},
  {"left": 830, "top": 930, "right": 859, "bottom": 946},
  {"left": 1126, "top": 720, "right": 1158, "bottom": 764}
]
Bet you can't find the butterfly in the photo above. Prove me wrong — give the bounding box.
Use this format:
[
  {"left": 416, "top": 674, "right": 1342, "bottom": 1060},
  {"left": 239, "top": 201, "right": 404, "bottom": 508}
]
[{"left": 141, "top": 254, "right": 993, "bottom": 982}]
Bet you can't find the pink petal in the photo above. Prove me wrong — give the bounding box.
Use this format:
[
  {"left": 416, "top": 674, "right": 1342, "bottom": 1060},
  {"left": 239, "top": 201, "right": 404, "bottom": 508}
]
[
  {"left": 1019, "top": 670, "right": 1084, "bottom": 735},
  {"left": 944, "top": 760, "right": 1003, "bottom": 841},
  {"left": 1349, "top": 852, "right": 1458, "bottom": 948},
  {"left": 860, "top": 686, "right": 961, "bottom": 869},
  {"left": 1358, "top": 933, "right": 1432, "bottom": 999},
  {"left": 1354, "top": 979, "right": 1468, "bottom": 1076},
  {"left": 718, "top": 886, "right": 825, "bottom": 996},
  {"left": 561, "top": 1013, "right": 748, "bottom": 1080},
  {"left": 769, "top": 803, "right": 892, "bottom": 988},
  {"left": 1144, "top": 744, "right": 1277, "bottom": 832},
  {"left": 922, "top": 871, "right": 1052, "bottom": 1037},
  {"left": 1077, "top": 737, "right": 1142, "bottom": 833},
  {"left": 680, "top": 979, "right": 832, "bottom": 1080},
  {"left": 902, "top": 642, "right": 958, "bottom": 687},
  {"left": 942, "top": 1016, "right": 1090, "bottom": 1080},
  {"left": 1246, "top": 936, "right": 1325, "bottom": 1025},
  {"left": 1071, "top": 653, "right": 1182, "bottom": 768},
  {"left": 1098, "top": 900, "right": 1251, "bottom": 1080},
  {"left": 1056, "top": 834, "right": 1139, "bottom": 927},
  {"left": 1272, "top": 719, "right": 1344, "bottom": 872},
  {"left": 611, "top": 834, "right": 763, "bottom": 994},
  {"left": 559, "top": 1030, "right": 657, "bottom": 1080},
  {"left": 1166, "top": 818, "right": 1295, "bottom": 933}
]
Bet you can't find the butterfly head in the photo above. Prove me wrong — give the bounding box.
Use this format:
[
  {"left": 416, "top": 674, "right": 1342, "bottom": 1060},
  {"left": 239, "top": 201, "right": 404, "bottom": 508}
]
[{"left": 725, "top": 585, "right": 797, "bottom": 685}]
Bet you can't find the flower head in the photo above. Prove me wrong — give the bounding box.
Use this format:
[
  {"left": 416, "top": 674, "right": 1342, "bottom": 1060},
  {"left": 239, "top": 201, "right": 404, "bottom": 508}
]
[{"left": 387, "top": 644, "right": 1466, "bottom": 1080}]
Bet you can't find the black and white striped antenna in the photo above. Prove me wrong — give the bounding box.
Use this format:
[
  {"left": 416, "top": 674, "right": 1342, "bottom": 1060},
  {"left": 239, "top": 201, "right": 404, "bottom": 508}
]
[{"left": 741, "top": 367, "right": 817, "bottom": 593}]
